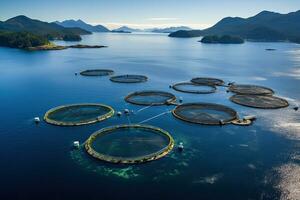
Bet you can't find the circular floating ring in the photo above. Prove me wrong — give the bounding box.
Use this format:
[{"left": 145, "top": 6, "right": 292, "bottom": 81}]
[
  {"left": 125, "top": 90, "right": 177, "bottom": 106},
  {"left": 44, "top": 103, "right": 114, "bottom": 126},
  {"left": 85, "top": 124, "right": 174, "bottom": 164},
  {"left": 172, "top": 82, "right": 216, "bottom": 94},
  {"left": 80, "top": 69, "right": 114, "bottom": 76},
  {"left": 228, "top": 84, "right": 274, "bottom": 95},
  {"left": 230, "top": 94, "right": 289, "bottom": 109},
  {"left": 110, "top": 74, "right": 148, "bottom": 83},
  {"left": 172, "top": 103, "right": 238, "bottom": 125},
  {"left": 191, "top": 77, "right": 225, "bottom": 86}
]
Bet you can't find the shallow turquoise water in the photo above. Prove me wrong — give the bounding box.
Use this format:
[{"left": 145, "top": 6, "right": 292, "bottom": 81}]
[{"left": 0, "top": 32, "right": 299, "bottom": 200}]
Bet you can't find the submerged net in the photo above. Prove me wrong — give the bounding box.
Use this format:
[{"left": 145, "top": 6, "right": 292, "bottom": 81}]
[
  {"left": 172, "top": 103, "right": 238, "bottom": 125},
  {"left": 229, "top": 84, "right": 274, "bottom": 95},
  {"left": 80, "top": 69, "right": 114, "bottom": 76},
  {"left": 44, "top": 103, "right": 114, "bottom": 126},
  {"left": 191, "top": 77, "right": 225, "bottom": 86},
  {"left": 110, "top": 75, "right": 148, "bottom": 83},
  {"left": 230, "top": 94, "right": 289, "bottom": 109},
  {"left": 85, "top": 124, "right": 174, "bottom": 164},
  {"left": 125, "top": 90, "right": 176, "bottom": 106},
  {"left": 172, "top": 82, "right": 216, "bottom": 94}
]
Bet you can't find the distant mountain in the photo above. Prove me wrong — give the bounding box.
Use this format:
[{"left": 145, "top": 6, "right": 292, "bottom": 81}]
[
  {"left": 169, "top": 10, "right": 300, "bottom": 43},
  {"left": 112, "top": 26, "right": 142, "bottom": 32},
  {"left": 0, "top": 15, "right": 90, "bottom": 40},
  {"left": 149, "top": 26, "right": 192, "bottom": 33},
  {"left": 55, "top": 19, "right": 110, "bottom": 32}
]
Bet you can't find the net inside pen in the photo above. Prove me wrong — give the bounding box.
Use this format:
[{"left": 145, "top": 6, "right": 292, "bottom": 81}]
[
  {"left": 44, "top": 104, "right": 114, "bottom": 126},
  {"left": 229, "top": 84, "right": 274, "bottom": 95},
  {"left": 172, "top": 82, "right": 216, "bottom": 94},
  {"left": 85, "top": 124, "right": 174, "bottom": 164},
  {"left": 230, "top": 94, "right": 289, "bottom": 109},
  {"left": 125, "top": 91, "right": 176, "bottom": 106},
  {"left": 172, "top": 103, "right": 238, "bottom": 125},
  {"left": 110, "top": 75, "right": 148, "bottom": 83},
  {"left": 80, "top": 69, "right": 114, "bottom": 76},
  {"left": 191, "top": 77, "right": 225, "bottom": 86}
]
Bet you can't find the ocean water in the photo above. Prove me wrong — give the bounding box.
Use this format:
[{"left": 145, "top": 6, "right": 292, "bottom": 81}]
[{"left": 0, "top": 32, "right": 299, "bottom": 200}]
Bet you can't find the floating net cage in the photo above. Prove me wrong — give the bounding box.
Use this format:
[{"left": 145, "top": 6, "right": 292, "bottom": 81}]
[
  {"left": 230, "top": 95, "right": 289, "bottom": 109},
  {"left": 191, "top": 77, "right": 225, "bottom": 86},
  {"left": 110, "top": 75, "right": 148, "bottom": 83},
  {"left": 172, "top": 103, "right": 238, "bottom": 125},
  {"left": 172, "top": 82, "right": 216, "bottom": 94},
  {"left": 229, "top": 84, "right": 274, "bottom": 95},
  {"left": 85, "top": 124, "right": 174, "bottom": 164},
  {"left": 125, "top": 90, "right": 177, "bottom": 106},
  {"left": 80, "top": 69, "right": 114, "bottom": 76},
  {"left": 44, "top": 103, "right": 114, "bottom": 126}
]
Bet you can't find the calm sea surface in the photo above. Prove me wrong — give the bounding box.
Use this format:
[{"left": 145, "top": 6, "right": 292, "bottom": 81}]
[{"left": 0, "top": 33, "right": 299, "bottom": 200}]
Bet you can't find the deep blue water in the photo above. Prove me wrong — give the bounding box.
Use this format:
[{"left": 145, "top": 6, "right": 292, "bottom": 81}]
[{"left": 0, "top": 33, "right": 300, "bottom": 200}]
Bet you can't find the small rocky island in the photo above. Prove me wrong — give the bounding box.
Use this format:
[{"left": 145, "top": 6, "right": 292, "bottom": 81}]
[
  {"left": 200, "top": 35, "right": 244, "bottom": 44},
  {"left": 27, "top": 44, "right": 107, "bottom": 51}
]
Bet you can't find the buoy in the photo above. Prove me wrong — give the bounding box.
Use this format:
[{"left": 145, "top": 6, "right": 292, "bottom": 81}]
[
  {"left": 226, "top": 90, "right": 230, "bottom": 93},
  {"left": 124, "top": 109, "right": 130, "bottom": 114},
  {"left": 243, "top": 115, "right": 257, "bottom": 121},
  {"left": 178, "top": 142, "right": 184, "bottom": 152},
  {"left": 169, "top": 85, "right": 172, "bottom": 88},
  {"left": 75, "top": 72, "right": 78, "bottom": 76},
  {"left": 293, "top": 106, "right": 299, "bottom": 111},
  {"left": 73, "top": 141, "right": 80, "bottom": 149},
  {"left": 34, "top": 117, "right": 40, "bottom": 123},
  {"left": 179, "top": 97, "right": 183, "bottom": 103},
  {"left": 219, "top": 120, "right": 225, "bottom": 126},
  {"left": 117, "top": 111, "right": 122, "bottom": 116}
]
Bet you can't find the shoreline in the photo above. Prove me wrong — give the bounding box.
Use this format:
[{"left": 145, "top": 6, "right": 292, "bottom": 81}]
[{"left": 26, "top": 44, "right": 108, "bottom": 51}]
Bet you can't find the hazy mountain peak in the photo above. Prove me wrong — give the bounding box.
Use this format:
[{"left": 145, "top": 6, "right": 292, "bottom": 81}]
[{"left": 55, "top": 19, "right": 110, "bottom": 32}]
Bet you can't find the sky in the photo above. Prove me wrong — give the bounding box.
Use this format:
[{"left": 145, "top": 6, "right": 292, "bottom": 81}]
[{"left": 0, "top": 0, "right": 300, "bottom": 29}]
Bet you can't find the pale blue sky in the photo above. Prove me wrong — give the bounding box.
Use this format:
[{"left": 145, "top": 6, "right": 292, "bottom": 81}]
[{"left": 1, "top": 0, "right": 299, "bottom": 29}]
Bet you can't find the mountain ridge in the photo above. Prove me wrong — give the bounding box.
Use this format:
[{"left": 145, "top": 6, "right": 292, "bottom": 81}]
[
  {"left": 169, "top": 10, "right": 300, "bottom": 43},
  {"left": 55, "top": 19, "right": 110, "bottom": 32},
  {"left": 0, "top": 15, "right": 90, "bottom": 40}
]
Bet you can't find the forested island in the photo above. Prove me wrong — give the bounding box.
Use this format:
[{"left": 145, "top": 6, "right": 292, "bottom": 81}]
[
  {"left": 169, "top": 10, "right": 300, "bottom": 44},
  {"left": 200, "top": 35, "right": 244, "bottom": 44},
  {"left": 0, "top": 31, "right": 107, "bottom": 50}
]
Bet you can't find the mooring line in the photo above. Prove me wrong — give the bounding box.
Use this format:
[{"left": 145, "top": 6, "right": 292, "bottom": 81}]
[
  {"left": 138, "top": 110, "right": 171, "bottom": 124},
  {"left": 126, "top": 115, "right": 132, "bottom": 124},
  {"left": 135, "top": 104, "right": 154, "bottom": 114}
]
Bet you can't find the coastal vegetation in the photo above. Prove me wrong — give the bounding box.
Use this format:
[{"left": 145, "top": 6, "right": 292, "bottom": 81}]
[
  {"left": 0, "top": 31, "right": 49, "bottom": 48},
  {"left": 200, "top": 35, "right": 244, "bottom": 44}
]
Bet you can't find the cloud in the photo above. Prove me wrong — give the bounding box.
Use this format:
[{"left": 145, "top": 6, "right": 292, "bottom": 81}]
[{"left": 147, "top": 17, "right": 179, "bottom": 21}]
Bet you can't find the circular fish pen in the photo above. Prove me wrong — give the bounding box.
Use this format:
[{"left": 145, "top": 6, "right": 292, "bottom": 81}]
[
  {"left": 191, "top": 77, "right": 225, "bottom": 86},
  {"left": 229, "top": 84, "right": 274, "bottom": 95},
  {"left": 44, "top": 103, "right": 114, "bottom": 126},
  {"left": 85, "top": 124, "right": 174, "bottom": 164},
  {"left": 110, "top": 75, "right": 148, "bottom": 83},
  {"left": 230, "top": 94, "right": 289, "bottom": 109},
  {"left": 172, "top": 103, "right": 238, "bottom": 125},
  {"left": 172, "top": 82, "right": 216, "bottom": 94},
  {"left": 80, "top": 69, "right": 114, "bottom": 76},
  {"left": 125, "top": 90, "right": 177, "bottom": 106}
]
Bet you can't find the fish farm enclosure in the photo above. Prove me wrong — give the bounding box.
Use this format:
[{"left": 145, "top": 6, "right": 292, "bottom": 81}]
[{"left": 1, "top": 33, "right": 299, "bottom": 200}]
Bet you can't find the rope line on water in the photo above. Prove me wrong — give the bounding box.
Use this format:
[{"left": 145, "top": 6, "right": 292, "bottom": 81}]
[
  {"left": 135, "top": 104, "right": 154, "bottom": 114},
  {"left": 138, "top": 110, "right": 171, "bottom": 124}
]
